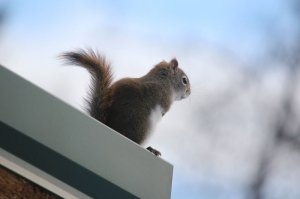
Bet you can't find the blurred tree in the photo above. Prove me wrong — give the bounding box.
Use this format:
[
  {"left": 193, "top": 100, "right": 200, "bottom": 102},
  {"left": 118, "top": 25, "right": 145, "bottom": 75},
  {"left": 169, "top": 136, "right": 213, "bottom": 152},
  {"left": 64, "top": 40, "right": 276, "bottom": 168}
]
[
  {"left": 0, "top": 1, "right": 8, "bottom": 40},
  {"left": 251, "top": 0, "right": 300, "bottom": 198}
]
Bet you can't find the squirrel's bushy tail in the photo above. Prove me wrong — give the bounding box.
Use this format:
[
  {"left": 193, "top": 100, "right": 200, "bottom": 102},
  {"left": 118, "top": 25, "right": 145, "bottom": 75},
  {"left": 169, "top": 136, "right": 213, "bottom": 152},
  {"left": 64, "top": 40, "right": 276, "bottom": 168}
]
[{"left": 59, "top": 48, "right": 113, "bottom": 123}]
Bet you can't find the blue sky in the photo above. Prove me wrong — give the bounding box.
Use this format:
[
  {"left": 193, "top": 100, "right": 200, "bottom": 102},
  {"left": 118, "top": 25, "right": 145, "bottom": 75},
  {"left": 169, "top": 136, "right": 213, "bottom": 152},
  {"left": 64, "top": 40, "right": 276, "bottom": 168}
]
[
  {"left": 2, "top": 0, "right": 292, "bottom": 62},
  {"left": 1, "top": 1, "right": 299, "bottom": 198}
]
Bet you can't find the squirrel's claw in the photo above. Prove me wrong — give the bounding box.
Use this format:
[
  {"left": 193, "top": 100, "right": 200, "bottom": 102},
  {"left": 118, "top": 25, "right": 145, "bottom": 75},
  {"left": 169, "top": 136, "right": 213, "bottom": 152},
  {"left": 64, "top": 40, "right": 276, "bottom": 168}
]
[{"left": 146, "top": 146, "right": 161, "bottom": 156}]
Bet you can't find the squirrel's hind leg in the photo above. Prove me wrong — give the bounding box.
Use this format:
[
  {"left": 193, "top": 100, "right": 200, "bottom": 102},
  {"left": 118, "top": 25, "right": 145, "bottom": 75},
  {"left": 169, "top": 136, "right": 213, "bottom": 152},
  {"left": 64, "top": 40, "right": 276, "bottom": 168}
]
[{"left": 146, "top": 146, "right": 161, "bottom": 156}]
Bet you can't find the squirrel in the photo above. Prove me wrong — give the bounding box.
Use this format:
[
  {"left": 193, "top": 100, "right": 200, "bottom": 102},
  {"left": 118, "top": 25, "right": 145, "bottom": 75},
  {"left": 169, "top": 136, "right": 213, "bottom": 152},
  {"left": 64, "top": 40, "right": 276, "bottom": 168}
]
[{"left": 59, "top": 48, "right": 191, "bottom": 156}]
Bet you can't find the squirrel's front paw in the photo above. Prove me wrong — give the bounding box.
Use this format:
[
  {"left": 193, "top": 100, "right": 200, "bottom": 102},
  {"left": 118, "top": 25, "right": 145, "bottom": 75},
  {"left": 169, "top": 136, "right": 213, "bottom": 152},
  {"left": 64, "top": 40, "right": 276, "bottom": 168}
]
[{"left": 146, "top": 146, "right": 161, "bottom": 156}]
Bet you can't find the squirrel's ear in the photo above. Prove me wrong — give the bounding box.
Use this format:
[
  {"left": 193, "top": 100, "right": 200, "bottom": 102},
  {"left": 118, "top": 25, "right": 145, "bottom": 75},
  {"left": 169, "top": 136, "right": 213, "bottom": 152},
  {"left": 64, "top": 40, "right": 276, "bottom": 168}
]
[{"left": 170, "top": 58, "right": 178, "bottom": 74}]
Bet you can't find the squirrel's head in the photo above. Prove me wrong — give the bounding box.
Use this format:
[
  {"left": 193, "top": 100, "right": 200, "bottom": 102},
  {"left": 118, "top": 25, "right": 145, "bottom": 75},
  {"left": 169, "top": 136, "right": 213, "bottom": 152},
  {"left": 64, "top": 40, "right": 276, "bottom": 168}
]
[
  {"left": 168, "top": 58, "right": 191, "bottom": 101},
  {"left": 149, "top": 58, "right": 191, "bottom": 101}
]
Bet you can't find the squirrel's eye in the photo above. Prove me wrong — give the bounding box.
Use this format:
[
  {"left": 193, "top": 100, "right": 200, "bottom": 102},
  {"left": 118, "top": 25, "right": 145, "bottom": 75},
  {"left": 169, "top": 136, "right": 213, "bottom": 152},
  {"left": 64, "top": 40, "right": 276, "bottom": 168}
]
[{"left": 182, "top": 77, "right": 188, "bottom": 85}]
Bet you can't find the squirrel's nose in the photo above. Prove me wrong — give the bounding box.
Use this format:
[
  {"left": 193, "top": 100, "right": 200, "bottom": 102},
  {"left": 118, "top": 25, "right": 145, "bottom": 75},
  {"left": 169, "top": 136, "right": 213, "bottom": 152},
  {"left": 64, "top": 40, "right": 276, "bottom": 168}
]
[{"left": 186, "top": 89, "right": 191, "bottom": 95}]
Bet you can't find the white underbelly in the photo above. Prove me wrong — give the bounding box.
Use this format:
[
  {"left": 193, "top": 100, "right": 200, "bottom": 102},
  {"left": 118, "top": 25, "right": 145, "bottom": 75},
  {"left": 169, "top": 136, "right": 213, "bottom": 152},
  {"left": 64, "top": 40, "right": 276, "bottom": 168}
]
[{"left": 148, "top": 105, "right": 163, "bottom": 135}]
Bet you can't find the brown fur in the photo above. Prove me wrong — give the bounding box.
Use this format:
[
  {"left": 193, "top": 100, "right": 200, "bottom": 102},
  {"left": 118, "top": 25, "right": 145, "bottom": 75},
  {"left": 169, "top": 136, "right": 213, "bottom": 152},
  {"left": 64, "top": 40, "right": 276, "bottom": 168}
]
[
  {"left": 60, "top": 49, "right": 113, "bottom": 123},
  {"left": 60, "top": 49, "right": 191, "bottom": 147}
]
